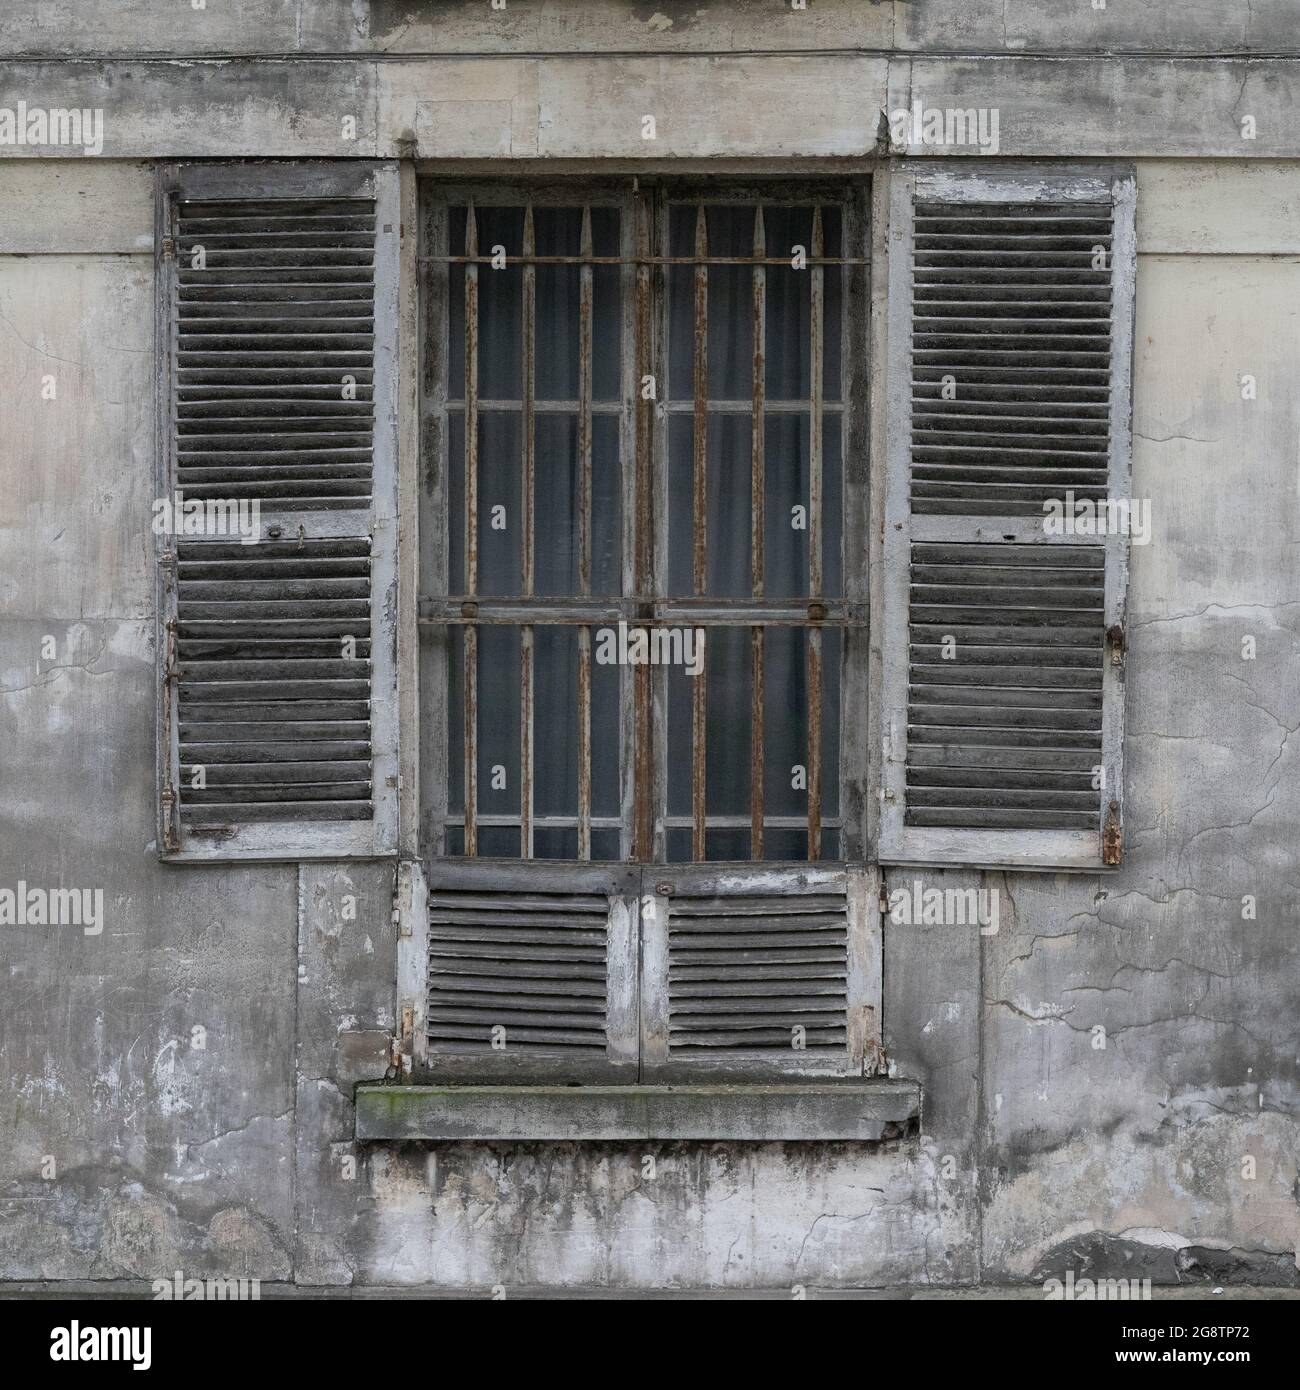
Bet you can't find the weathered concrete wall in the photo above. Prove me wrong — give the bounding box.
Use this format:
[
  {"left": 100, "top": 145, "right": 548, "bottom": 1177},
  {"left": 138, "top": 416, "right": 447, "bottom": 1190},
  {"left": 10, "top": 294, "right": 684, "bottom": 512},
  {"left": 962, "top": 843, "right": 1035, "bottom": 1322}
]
[
  {"left": 1, "top": 4, "right": 1297, "bottom": 1290},
  {"left": 2, "top": 0, "right": 1300, "bottom": 161},
  {"left": 981, "top": 164, "right": 1300, "bottom": 1286},
  {"left": 4, "top": 0, "right": 1300, "bottom": 57}
]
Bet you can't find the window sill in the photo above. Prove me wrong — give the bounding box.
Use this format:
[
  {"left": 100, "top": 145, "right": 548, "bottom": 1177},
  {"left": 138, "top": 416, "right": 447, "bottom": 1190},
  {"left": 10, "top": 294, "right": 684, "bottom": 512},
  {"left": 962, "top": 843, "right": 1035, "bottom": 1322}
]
[{"left": 354, "top": 1080, "right": 920, "bottom": 1143}]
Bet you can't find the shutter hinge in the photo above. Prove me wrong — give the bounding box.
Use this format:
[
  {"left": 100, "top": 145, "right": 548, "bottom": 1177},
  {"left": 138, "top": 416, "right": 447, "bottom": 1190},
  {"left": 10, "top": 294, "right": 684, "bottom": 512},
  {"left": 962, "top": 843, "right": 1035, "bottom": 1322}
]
[
  {"left": 160, "top": 236, "right": 175, "bottom": 261},
  {"left": 390, "top": 1004, "right": 415, "bottom": 1077},
  {"left": 1102, "top": 799, "right": 1122, "bottom": 866},
  {"left": 877, "top": 883, "right": 890, "bottom": 915},
  {"left": 1106, "top": 622, "right": 1125, "bottom": 666},
  {"left": 160, "top": 785, "right": 179, "bottom": 853},
  {"left": 160, "top": 616, "right": 180, "bottom": 852}
]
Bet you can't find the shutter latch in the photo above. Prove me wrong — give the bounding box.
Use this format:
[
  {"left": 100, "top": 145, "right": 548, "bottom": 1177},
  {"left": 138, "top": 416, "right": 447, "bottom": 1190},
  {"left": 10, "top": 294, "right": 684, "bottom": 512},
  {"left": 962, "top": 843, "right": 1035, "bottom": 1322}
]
[
  {"left": 1106, "top": 622, "right": 1125, "bottom": 666},
  {"left": 1102, "top": 799, "right": 1122, "bottom": 866}
]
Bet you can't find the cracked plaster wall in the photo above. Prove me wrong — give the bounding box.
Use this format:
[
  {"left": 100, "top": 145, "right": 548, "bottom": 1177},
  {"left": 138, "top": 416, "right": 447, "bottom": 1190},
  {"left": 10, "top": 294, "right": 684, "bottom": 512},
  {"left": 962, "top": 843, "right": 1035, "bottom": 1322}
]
[{"left": 0, "top": 139, "right": 1296, "bottom": 1288}]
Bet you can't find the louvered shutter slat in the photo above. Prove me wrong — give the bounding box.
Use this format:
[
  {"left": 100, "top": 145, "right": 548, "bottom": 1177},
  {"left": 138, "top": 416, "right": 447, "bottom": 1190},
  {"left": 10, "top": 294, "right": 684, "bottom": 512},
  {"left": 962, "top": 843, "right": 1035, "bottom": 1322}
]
[
  {"left": 641, "top": 869, "right": 880, "bottom": 1081},
  {"left": 157, "top": 165, "right": 399, "bottom": 861},
  {"left": 412, "top": 865, "right": 639, "bottom": 1082},
  {"left": 880, "top": 171, "right": 1135, "bottom": 870}
]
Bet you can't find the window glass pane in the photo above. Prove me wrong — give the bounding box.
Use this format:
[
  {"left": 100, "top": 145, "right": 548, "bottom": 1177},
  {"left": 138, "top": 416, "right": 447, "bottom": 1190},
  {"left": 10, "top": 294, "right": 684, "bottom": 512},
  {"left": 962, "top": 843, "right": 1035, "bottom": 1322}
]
[
  {"left": 762, "top": 413, "right": 843, "bottom": 599},
  {"left": 475, "top": 206, "right": 524, "bottom": 400},
  {"left": 666, "top": 626, "right": 749, "bottom": 824},
  {"left": 478, "top": 412, "right": 522, "bottom": 596},
  {"left": 763, "top": 204, "right": 842, "bottom": 402},
  {"left": 591, "top": 208, "right": 622, "bottom": 401},
  {"left": 534, "top": 414, "right": 621, "bottom": 598},
  {"left": 666, "top": 414, "right": 752, "bottom": 599},
  {"left": 534, "top": 207, "right": 582, "bottom": 401},
  {"left": 477, "top": 624, "right": 521, "bottom": 827}
]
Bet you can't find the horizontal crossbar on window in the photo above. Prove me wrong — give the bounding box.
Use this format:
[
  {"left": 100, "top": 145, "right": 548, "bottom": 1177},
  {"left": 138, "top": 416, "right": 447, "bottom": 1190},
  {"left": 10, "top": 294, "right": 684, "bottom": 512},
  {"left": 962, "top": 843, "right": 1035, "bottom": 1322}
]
[
  {"left": 443, "top": 399, "right": 843, "bottom": 414},
  {"left": 441, "top": 815, "right": 844, "bottom": 831},
  {"left": 421, "top": 254, "right": 865, "bottom": 267},
  {"left": 420, "top": 599, "right": 865, "bottom": 625}
]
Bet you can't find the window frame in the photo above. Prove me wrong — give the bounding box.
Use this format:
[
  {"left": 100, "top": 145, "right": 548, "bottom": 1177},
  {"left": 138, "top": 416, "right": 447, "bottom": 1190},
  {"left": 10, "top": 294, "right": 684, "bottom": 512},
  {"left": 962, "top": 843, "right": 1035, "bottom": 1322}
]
[{"left": 417, "top": 174, "right": 873, "bottom": 873}]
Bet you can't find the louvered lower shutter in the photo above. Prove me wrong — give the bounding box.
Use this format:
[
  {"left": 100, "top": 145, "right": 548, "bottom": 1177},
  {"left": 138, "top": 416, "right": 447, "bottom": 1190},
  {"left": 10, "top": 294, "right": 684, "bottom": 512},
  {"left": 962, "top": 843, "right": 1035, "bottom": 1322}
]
[
  {"left": 640, "top": 868, "right": 880, "bottom": 1081},
  {"left": 415, "top": 863, "right": 638, "bottom": 1082},
  {"left": 879, "top": 170, "right": 1135, "bottom": 870},
  {"left": 156, "top": 164, "right": 399, "bottom": 860}
]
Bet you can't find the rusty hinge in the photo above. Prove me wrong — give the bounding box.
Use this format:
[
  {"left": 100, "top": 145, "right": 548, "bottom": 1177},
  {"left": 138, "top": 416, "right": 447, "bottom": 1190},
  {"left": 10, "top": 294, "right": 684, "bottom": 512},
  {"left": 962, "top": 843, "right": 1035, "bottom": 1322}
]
[
  {"left": 877, "top": 882, "right": 890, "bottom": 915},
  {"left": 160, "top": 236, "right": 175, "bottom": 261},
  {"left": 1102, "top": 799, "right": 1122, "bottom": 866},
  {"left": 160, "top": 616, "right": 181, "bottom": 852},
  {"left": 390, "top": 1004, "right": 415, "bottom": 1076},
  {"left": 1106, "top": 622, "right": 1125, "bottom": 666},
  {"left": 160, "top": 785, "right": 179, "bottom": 853}
]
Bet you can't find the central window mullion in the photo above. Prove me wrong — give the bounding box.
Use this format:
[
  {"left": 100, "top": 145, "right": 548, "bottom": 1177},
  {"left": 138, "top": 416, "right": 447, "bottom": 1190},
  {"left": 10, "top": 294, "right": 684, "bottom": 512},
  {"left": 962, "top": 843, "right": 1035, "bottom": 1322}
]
[
  {"left": 577, "top": 204, "right": 594, "bottom": 862},
  {"left": 690, "top": 202, "right": 709, "bottom": 862},
  {"left": 751, "top": 204, "right": 767, "bottom": 862},
  {"left": 520, "top": 202, "right": 536, "bottom": 860}
]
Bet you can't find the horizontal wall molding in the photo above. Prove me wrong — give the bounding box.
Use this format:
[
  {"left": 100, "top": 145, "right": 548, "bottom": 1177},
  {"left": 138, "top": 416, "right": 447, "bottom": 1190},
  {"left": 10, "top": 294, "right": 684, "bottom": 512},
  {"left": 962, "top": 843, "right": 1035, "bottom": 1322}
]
[
  {"left": 4, "top": 0, "right": 1300, "bottom": 60},
  {"left": 0, "top": 58, "right": 1299, "bottom": 159}
]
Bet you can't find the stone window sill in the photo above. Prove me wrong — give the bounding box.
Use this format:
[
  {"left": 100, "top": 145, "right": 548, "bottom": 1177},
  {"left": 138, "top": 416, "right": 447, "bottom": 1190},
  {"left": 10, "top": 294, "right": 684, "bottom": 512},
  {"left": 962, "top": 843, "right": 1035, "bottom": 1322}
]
[{"left": 354, "top": 1079, "right": 921, "bottom": 1142}]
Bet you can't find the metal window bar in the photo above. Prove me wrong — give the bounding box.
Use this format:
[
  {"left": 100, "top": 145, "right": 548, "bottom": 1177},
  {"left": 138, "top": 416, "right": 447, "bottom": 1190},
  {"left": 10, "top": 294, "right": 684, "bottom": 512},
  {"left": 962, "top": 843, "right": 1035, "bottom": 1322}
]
[
  {"left": 633, "top": 187, "right": 656, "bottom": 862},
  {"left": 691, "top": 203, "right": 709, "bottom": 862},
  {"left": 807, "top": 204, "right": 824, "bottom": 861},
  {"left": 750, "top": 204, "right": 766, "bottom": 862},
  {"left": 463, "top": 200, "right": 479, "bottom": 857},
  {"left": 577, "top": 205, "right": 594, "bottom": 862},
  {"left": 520, "top": 204, "right": 536, "bottom": 859}
]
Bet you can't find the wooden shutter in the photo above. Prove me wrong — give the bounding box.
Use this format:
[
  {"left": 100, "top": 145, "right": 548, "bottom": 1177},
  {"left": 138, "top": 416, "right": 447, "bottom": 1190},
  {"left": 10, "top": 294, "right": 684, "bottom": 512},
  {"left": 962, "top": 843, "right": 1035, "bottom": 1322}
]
[
  {"left": 640, "top": 867, "right": 881, "bottom": 1080},
  {"left": 408, "top": 862, "right": 639, "bottom": 1082},
  {"left": 156, "top": 164, "right": 399, "bottom": 860},
  {"left": 878, "top": 169, "right": 1135, "bottom": 869}
]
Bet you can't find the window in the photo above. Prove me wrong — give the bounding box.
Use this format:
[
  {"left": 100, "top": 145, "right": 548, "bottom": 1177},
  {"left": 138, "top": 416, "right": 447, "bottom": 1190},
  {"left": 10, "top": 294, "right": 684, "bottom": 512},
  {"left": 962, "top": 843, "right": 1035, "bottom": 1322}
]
[
  {"left": 154, "top": 162, "right": 1134, "bottom": 1087},
  {"left": 421, "top": 181, "right": 869, "bottom": 866},
  {"left": 414, "top": 179, "right": 876, "bottom": 1081}
]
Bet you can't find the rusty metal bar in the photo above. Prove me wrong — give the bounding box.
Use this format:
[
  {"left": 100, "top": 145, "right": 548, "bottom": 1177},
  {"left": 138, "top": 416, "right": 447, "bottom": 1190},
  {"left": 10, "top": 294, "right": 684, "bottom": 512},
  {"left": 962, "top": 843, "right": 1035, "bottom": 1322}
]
[
  {"left": 577, "top": 626, "right": 592, "bottom": 861},
  {"left": 424, "top": 608, "right": 861, "bottom": 627},
  {"left": 427, "top": 254, "right": 862, "bottom": 267},
  {"left": 463, "top": 202, "right": 480, "bottom": 856},
  {"left": 807, "top": 204, "right": 824, "bottom": 862},
  {"left": 161, "top": 613, "right": 179, "bottom": 850},
  {"left": 809, "top": 204, "right": 824, "bottom": 599},
  {"left": 443, "top": 813, "right": 840, "bottom": 830},
  {"left": 445, "top": 398, "right": 839, "bottom": 414},
  {"left": 750, "top": 204, "right": 766, "bottom": 862},
  {"left": 578, "top": 207, "right": 594, "bottom": 598},
  {"left": 692, "top": 205, "right": 709, "bottom": 598},
  {"left": 691, "top": 203, "right": 709, "bottom": 862},
  {"left": 522, "top": 205, "right": 536, "bottom": 598},
  {"left": 446, "top": 814, "right": 624, "bottom": 829},
  {"left": 632, "top": 189, "right": 655, "bottom": 861},
  {"left": 577, "top": 206, "right": 594, "bottom": 860},
  {"left": 520, "top": 205, "right": 536, "bottom": 859}
]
